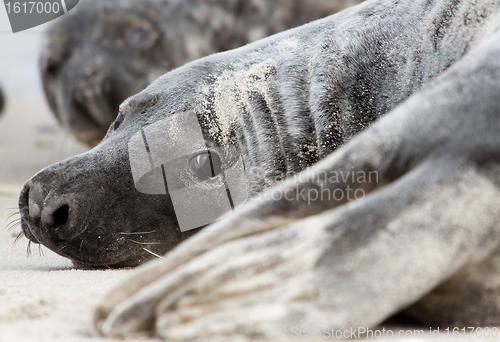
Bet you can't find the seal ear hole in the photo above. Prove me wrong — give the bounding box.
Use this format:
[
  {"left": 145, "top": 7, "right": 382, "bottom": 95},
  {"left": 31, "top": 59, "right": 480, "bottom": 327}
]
[{"left": 53, "top": 205, "right": 69, "bottom": 228}]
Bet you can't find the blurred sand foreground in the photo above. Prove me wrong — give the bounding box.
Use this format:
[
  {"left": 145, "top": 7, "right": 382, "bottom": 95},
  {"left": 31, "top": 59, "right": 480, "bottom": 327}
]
[{"left": 0, "top": 3, "right": 499, "bottom": 342}]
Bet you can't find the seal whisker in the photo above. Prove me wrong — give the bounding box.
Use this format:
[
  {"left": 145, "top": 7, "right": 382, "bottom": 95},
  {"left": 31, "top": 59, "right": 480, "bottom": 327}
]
[
  {"left": 118, "top": 231, "right": 157, "bottom": 235},
  {"left": 128, "top": 239, "right": 162, "bottom": 245},
  {"left": 13, "top": 231, "right": 25, "bottom": 246},
  {"left": 142, "top": 248, "right": 165, "bottom": 260},
  {"left": 7, "top": 217, "right": 21, "bottom": 221},
  {"left": 2, "top": 207, "right": 20, "bottom": 213},
  {"left": 26, "top": 240, "right": 32, "bottom": 256},
  {"left": 6, "top": 211, "right": 20, "bottom": 220},
  {"left": 6, "top": 223, "right": 22, "bottom": 235},
  {"left": 6, "top": 217, "right": 21, "bottom": 226},
  {"left": 6, "top": 217, "right": 21, "bottom": 225},
  {"left": 6, "top": 219, "right": 22, "bottom": 232},
  {"left": 38, "top": 245, "right": 44, "bottom": 257}
]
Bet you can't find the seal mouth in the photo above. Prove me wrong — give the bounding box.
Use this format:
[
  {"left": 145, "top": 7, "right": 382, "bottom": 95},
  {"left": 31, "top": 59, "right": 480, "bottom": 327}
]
[{"left": 71, "top": 249, "right": 154, "bottom": 269}]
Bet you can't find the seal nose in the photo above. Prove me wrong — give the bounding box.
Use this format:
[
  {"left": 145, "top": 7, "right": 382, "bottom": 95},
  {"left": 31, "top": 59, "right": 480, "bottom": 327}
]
[{"left": 19, "top": 182, "right": 75, "bottom": 245}]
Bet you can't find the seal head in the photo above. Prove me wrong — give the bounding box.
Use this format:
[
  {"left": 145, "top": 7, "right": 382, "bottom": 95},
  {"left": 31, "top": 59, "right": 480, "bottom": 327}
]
[
  {"left": 40, "top": 0, "right": 170, "bottom": 146},
  {"left": 18, "top": 91, "right": 204, "bottom": 267}
]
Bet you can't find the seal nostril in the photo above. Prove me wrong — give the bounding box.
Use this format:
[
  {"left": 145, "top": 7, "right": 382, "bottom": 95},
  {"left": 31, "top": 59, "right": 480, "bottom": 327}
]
[{"left": 53, "top": 205, "right": 69, "bottom": 228}]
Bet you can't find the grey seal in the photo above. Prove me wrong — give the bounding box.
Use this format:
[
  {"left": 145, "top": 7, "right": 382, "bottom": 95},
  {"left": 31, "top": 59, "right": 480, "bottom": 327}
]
[
  {"left": 41, "top": 0, "right": 359, "bottom": 146},
  {"left": 19, "top": 0, "right": 500, "bottom": 338}
]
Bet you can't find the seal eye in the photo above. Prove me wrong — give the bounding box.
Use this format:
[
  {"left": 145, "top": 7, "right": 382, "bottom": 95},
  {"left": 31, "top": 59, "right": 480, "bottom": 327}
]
[
  {"left": 189, "top": 151, "right": 222, "bottom": 181},
  {"left": 111, "top": 113, "right": 124, "bottom": 132},
  {"left": 125, "top": 26, "right": 153, "bottom": 48}
]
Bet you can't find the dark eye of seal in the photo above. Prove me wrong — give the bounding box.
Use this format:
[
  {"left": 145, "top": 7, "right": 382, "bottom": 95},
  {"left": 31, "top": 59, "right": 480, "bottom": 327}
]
[
  {"left": 125, "top": 26, "right": 152, "bottom": 48},
  {"left": 189, "top": 151, "right": 222, "bottom": 181},
  {"left": 111, "top": 113, "right": 124, "bottom": 132}
]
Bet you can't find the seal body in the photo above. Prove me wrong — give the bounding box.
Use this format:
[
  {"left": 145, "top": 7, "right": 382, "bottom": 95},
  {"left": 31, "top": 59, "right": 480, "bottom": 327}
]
[
  {"left": 19, "top": 0, "right": 500, "bottom": 335},
  {"left": 41, "top": 0, "right": 359, "bottom": 146}
]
